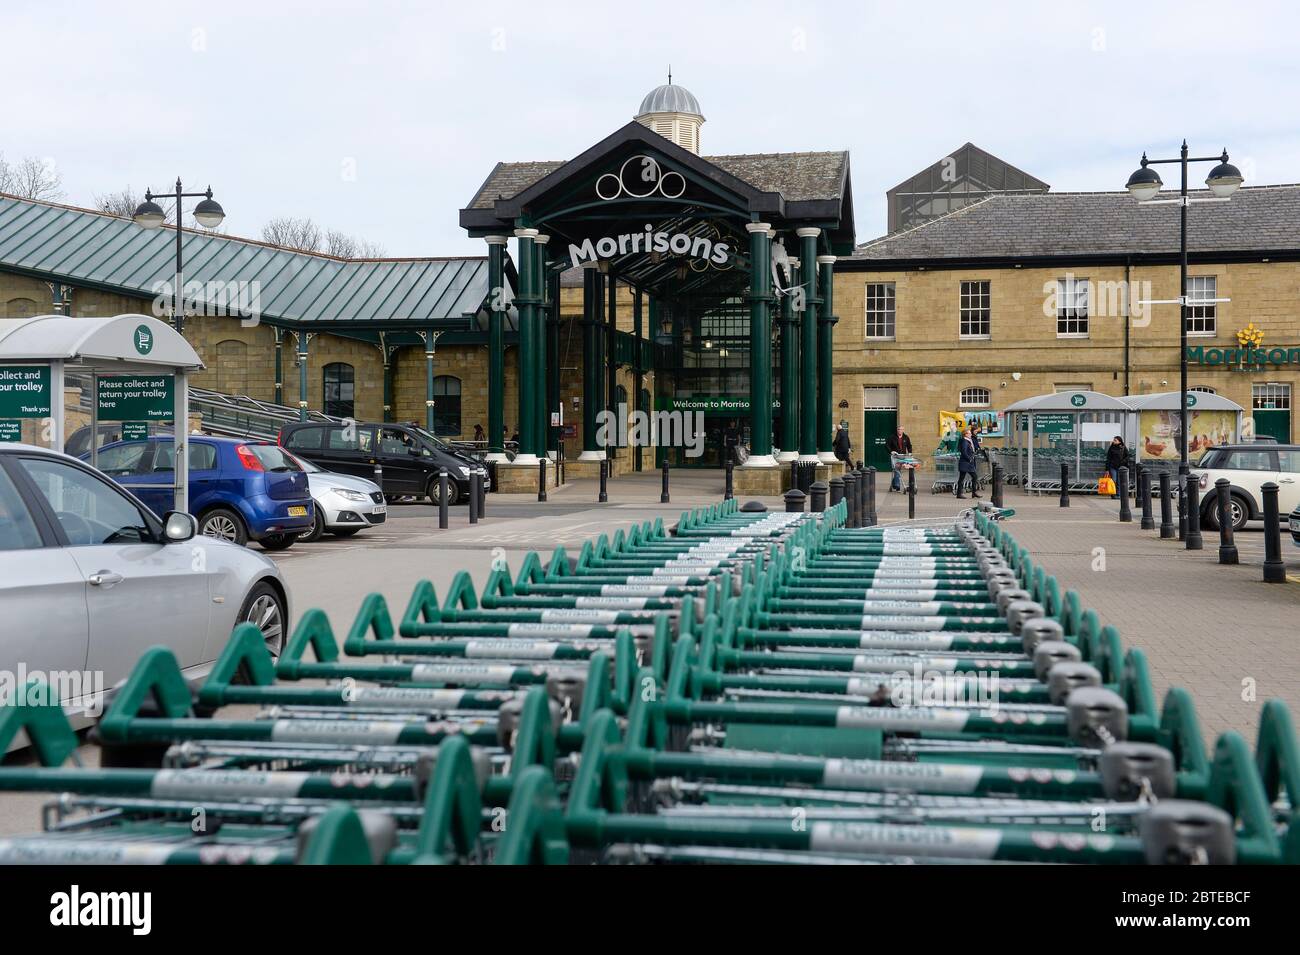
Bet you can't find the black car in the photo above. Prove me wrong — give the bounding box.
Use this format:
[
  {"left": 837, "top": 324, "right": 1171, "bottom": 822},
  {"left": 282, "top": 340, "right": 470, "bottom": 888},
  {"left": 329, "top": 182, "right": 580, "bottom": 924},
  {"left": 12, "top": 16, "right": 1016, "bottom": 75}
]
[{"left": 278, "top": 421, "right": 483, "bottom": 505}]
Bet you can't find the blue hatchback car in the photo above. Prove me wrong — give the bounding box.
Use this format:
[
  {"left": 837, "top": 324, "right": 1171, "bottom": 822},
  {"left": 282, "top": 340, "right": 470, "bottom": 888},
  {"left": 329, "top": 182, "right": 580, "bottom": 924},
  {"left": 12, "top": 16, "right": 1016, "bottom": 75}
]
[{"left": 85, "top": 435, "right": 314, "bottom": 550}]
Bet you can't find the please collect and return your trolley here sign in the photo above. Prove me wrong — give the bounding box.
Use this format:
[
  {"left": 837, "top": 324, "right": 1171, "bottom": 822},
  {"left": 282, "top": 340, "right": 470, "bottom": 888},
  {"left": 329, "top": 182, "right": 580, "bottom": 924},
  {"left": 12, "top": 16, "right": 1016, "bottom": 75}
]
[
  {"left": 96, "top": 375, "right": 174, "bottom": 422},
  {"left": 0, "top": 365, "right": 51, "bottom": 442}
]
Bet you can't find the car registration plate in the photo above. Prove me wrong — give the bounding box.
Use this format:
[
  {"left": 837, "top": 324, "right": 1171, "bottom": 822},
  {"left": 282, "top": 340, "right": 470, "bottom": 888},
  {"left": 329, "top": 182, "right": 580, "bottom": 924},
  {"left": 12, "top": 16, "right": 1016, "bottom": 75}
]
[
  {"left": 288, "top": 506, "right": 309, "bottom": 517},
  {"left": 372, "top": 505, "right": 387, "bottom": 515}
]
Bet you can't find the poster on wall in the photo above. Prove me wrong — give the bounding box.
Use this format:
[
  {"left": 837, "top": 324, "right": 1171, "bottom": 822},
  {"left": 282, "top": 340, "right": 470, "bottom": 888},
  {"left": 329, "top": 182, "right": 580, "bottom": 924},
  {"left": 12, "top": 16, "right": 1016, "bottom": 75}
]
[
  {"left": 964, "top": 410, "right": 1004, "bottom": 437},
  {"left": 1137, "top": 409, "right": 1236, "bottom": 460},
  {"left": 938, "top": 410, "right": 965, "bottom": 439}
]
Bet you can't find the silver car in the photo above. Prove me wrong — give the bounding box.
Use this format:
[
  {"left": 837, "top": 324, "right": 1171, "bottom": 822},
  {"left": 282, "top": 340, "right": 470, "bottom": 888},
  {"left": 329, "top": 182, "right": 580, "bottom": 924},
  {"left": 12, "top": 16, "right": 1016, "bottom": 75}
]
[
  {"left": 0, "top": 444, "right": 289, "bottom": 736},
  {"left": 287, "top": 453, "right": 387, "bottom": 543}
]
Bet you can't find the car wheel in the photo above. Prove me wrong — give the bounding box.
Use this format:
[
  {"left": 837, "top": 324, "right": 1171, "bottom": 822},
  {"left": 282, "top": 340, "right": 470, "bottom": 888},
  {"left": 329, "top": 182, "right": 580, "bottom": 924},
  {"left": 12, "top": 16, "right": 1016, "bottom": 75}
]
[
  {"left": 258, "top": 533, "right": 297, "bottom": 551},
  {"left": 299, "top": 508, "right": 325, "bottom": 544},
  {"left": 237, "top": 581, "right": 287, "bottom": 659},
  {"left": 427, "top": 475, "right": 462, "bottom": 506},
  {"left": 199, "top": 507, "right": 248, "bottom": 546},
  {"left": 1228, "top": 494, "right": 1249, "bottom": 531},
  {"left": 329, "top": 527, "right": 363, "bottom": 537}
]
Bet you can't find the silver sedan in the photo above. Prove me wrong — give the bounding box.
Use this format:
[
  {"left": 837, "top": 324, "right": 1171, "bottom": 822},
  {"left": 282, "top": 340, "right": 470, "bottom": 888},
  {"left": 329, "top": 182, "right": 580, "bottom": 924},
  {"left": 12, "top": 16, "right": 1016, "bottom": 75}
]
[
  {"left": 0, "top": 444, "right": 290, "bottom": 738},
  {"left": 286, "top": 453, "right": 387, "bottom": 543}
]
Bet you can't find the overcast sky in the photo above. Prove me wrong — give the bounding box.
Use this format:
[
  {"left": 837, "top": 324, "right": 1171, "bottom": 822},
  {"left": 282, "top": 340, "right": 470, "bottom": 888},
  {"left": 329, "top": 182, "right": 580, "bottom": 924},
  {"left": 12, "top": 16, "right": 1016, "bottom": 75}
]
[{"left": 4, "top": 0, "right": 1297, "bottom": 257}]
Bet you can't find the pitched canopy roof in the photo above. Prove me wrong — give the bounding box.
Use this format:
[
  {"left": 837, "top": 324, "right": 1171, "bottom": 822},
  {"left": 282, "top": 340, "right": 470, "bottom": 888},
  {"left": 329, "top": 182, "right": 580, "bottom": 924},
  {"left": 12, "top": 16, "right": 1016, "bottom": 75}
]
[
  {"left": 848, "top": 184, "right": 1300, "bottom": 265},
  {"left": 0, "top": 314, "right": 202, "bottom": 369},
  {"left": 0, "top": 194, "right": 501, "bottom": 331}
]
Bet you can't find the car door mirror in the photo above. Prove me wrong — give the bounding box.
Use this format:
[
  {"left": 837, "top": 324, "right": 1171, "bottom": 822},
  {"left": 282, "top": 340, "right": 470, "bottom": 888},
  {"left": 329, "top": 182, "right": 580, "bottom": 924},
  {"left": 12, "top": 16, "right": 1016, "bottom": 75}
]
[{"left": 162, "top": 511, "right": 197, "bottom": 543}]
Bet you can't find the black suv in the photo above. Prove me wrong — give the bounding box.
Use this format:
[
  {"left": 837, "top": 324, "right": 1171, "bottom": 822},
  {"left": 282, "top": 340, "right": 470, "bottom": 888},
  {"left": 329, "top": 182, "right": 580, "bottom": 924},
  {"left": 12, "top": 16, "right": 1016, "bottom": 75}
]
[{"left": 279, "top": 422, "right": 484, "bottom": 505}]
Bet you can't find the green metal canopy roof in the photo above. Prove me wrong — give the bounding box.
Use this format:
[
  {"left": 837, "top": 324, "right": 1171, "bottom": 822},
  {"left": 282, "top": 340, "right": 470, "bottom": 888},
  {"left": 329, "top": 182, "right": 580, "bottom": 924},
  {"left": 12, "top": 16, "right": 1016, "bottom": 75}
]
[{"left": 0, "top": 194, "right": 500, "bottom": 331}]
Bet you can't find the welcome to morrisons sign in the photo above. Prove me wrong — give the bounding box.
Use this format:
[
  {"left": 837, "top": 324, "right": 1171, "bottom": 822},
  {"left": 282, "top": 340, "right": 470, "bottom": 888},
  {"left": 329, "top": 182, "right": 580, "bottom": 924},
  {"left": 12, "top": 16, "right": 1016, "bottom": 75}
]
[{"left": 1187, "top": 345, "right": 1300, "bottom": 368}]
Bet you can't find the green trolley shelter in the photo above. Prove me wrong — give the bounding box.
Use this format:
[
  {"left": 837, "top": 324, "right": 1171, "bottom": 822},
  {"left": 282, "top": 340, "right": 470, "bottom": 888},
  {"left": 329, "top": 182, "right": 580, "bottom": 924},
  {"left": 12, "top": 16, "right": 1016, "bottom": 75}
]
[{"left": 0, "top": 313, "right": 204, "bottom": 511}]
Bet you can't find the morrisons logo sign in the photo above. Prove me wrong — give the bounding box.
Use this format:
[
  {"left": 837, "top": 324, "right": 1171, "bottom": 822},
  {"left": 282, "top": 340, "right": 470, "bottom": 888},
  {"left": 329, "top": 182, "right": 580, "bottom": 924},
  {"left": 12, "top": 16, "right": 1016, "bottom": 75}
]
[
  {"left": 1186, "top": 345, "right": 1300, "bottom": 368},
  {"left": 568, "top": 224, "right": 731, "bottom": 269}
]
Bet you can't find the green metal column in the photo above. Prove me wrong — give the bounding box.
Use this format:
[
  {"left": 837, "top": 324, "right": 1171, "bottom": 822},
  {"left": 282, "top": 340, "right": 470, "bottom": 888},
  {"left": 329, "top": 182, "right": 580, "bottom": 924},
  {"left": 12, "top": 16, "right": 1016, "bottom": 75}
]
[
  {"left": 296, "top": 332, "right": 309, "bottom": 421},
  {"left": 424, "top": 330, "right": 435, "bottom": 432},
  {"left": 381, "top": 334, "right": 394, "bottom": 424},
  {"left": 797, "top": 227, "right": 820, "bottom": 459},
  {"left": 745, "top": 222, "right": 774, "bottom": 461},
  {"left": 817, "top": 254, "right": 838, "bottom": 460},
  {"left": 579, "top": 265, "right": 602, "bottom": 460},
  {"left": 485, "top": 235, "right": 508, "bottom": 458},
  {"left": 534, "top": 235, "right": 550, "bottom": 460},
  {"left": 607, "top": 275, "right": 618, "bottom": 467},
  {"left": 513, "top": 228, "right": 538, "bottom": 462},
  {"left": 546, "top": 269, "right": 561, "bottom": 456},
  {"left": 633, "top": 288, "right": 643, "bottom": 472},
  {"left": 778, "top": 272, "right": 798, "bottom": 460},
  {"left": 273, "top": 327, "right": 284, "bottom": 406},
  {"left": 649, "top": 295, "right": 663, "bottom": 468}
]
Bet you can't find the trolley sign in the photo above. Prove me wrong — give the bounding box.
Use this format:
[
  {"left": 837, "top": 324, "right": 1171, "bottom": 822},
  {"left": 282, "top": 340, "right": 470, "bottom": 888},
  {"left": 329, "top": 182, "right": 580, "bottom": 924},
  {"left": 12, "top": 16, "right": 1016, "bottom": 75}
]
[{"left": 97, "top": 374, "right": 175, "bottom": 422}]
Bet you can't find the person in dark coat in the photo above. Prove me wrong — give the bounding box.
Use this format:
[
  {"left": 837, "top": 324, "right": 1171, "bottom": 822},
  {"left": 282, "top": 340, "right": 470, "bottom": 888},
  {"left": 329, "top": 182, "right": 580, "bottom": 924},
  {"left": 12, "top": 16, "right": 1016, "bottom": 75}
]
[
  {"left": 886, "top": 426, "right": 913, "bottom": 492},
  {"left": 833, "top": 421, "right": 852, "bottom": 464},
  {"left": 955, "top": 428, "right": 979, "bottom": 499},
  {"left": 1105, "top": 436, "right": 1129, "bottom": 498}
]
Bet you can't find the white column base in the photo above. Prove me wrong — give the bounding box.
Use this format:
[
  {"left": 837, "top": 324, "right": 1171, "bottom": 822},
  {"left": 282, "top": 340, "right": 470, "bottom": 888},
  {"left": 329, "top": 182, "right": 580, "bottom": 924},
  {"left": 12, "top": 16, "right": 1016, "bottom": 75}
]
[
  {"left": 512, "top": 453, "right": 541, "bottom": 466},
  {"left": 775, "top": 450, "right": 798, "bottom": 463},
  {"left": 797, "top": 454, "right": 820, "bottom": 464},
  {"left": 740, "top": 454, "right": 777, "bottom": 468},
  {"left": 576, "top": 450, "right": 604, "bottom": 462},
  {"left": 818, "top": 451, "right": 839, "bottom": 464},
  {"left": 484, "top": 452, "right": 509, "bottom": 463}
]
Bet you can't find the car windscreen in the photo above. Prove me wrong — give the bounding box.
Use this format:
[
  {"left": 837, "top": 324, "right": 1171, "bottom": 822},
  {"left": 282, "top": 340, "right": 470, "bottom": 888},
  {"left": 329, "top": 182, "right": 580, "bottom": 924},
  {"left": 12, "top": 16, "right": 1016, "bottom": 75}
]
[
  {"left": 245, "top": 444, "right": 303, "bottom": 472},
  {"left": 284, "top": 451, "right": 321, "bottom": 473}
]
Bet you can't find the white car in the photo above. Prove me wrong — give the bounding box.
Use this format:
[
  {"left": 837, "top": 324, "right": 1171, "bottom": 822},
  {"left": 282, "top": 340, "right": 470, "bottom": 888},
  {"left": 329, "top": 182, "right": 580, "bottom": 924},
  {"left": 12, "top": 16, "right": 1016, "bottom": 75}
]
[
  {"left": 287, "top": 453, "right": 387, "bottom": 543},
  {"left": 1191, "top": 443, "right": 1300, "bottom": 531},
  {"left": 0, "top": 443, "right": 289, "bottom": 737}
]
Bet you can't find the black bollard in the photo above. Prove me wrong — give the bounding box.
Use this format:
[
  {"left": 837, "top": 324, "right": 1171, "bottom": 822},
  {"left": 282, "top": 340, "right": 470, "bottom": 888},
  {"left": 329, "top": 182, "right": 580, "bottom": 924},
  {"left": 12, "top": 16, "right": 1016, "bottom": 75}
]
[
  {"left": 438, "top": 468, "right": 449, "bottom": 530},
  {"left": 789, "top": 459, "right": 798, "bottom": 493},
  {"left": 373, "top": 462, "right": 384, "bottom": 494},
  {"left": 598, "top": 459, "right": 608, "bottom": 503},
  {"left": 991, "top": 463, "right": 1003, "bottom": 508},
  {"left": 1185, "top": 473, "right": 1203, "bottom": 551},
  {"left": 810, "top": 481, "right": 828, "bottom": 513},
  {"left": 1139, "top": 468, "right": 1154, "bottom": 530},
  {"left": 1262, "top": 482, "right": 1286, "bottom": 582},
  {"left": 1059, "top": 463, "right": 1070, "bottom": 507},
  {"left": 538, "top": 459, "right": 547, "bottom": 503},
  {"left": 1214, "top": 478, "right": 1238, "bottom": 565},
  {"left": 724, "top": 457, "right": 734, "bottom": 501},
  {"left": 907, "top": 466, "right": 916, "bottom": 520},
  {"left": 468, "top": 468, "right": 479, "bottom": 524},
  {"left": 478, "top": 467, "right": 487, "bottom": 516},
  {"left": 660, "top": 459, "right": 670, "bottom": 504},
  {"left": 1118, "top": 467, "right": 1132, "bottom": 523},
  {"left": 1158, "top": 470, "right": 1175, "bottom": 539},
  {"left": 784, "top": 488, "right": 806, "bottom": 513},
  {"left": 865, "top": 467, "right": 877, "bottom": 527},
  {"left": 843, "top": 470, "right": 858, "bottom": 528},
  {"left": 829, "top": 476, "right": 844, "bottom": 509}
]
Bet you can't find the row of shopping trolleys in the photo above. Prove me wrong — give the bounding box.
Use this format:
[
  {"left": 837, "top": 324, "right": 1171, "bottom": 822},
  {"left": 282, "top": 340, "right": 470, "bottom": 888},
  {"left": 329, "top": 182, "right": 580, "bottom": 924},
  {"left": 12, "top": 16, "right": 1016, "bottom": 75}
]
[{"left": 0, "top": 497, "right": 1295, "bottom": 865}]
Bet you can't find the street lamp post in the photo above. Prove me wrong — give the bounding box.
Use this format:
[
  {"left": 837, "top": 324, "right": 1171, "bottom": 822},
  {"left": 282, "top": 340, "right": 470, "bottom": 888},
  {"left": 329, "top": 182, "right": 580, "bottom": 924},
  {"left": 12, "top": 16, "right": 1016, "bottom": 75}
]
[
  {"left": 1125, "top": 143, "right": 1242, "bottom": 536},
  {"left": 132, "top": 179, "right": 226, "bottom": 337}
]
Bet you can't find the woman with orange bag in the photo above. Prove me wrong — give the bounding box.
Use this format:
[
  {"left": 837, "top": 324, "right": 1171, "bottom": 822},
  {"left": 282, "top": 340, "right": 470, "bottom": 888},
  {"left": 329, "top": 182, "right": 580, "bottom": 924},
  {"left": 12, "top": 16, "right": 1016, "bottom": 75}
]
[{"left": 1104, "top": 435, "right": 1129, "bottom": 498}]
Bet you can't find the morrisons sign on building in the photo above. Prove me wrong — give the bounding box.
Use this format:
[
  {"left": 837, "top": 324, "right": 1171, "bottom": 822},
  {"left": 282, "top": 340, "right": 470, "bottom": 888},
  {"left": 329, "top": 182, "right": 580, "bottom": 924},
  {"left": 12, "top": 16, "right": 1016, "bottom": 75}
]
[{"left": 1186, "top": 345, "right": 1300, "bottom": 368}]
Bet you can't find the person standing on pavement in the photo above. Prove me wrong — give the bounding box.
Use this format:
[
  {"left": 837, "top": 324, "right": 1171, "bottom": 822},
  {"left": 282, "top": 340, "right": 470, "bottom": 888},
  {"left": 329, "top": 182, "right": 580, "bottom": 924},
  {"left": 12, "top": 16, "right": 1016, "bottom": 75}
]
[
  {"left": 886, "top": 426, "right": 912, "bottom": 492},
  {"left": 833, "top": 420, "right": 852, "bottom": 465},
  {"left": 955, "top": 427, "right": 980, "bottom": 499},
  {"left": 1105, "top": 435, "right": 1129, "bottom": 498}
]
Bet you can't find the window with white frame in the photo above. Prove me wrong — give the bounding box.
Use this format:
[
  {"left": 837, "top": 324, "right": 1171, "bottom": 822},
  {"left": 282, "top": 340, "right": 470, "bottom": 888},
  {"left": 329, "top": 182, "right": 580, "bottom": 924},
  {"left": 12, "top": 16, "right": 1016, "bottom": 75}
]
[
  {"left": 864, "top": 283, "right": 896, "bottom": 339},
  {"left": 959, "top": 280, "right": 990, "bottom": 338},
  {"left": 1252, "top": 383, "right": 1291, "bottom": 410},
  {"left": 1056, "top": 276, "right": 1089, "bottom": 337},
  {"left": 1186, "top": 276, "right": 1217, "bottom": 336},
  {"left": 959, "top": 387, "right": 991, "bottom": 408}
]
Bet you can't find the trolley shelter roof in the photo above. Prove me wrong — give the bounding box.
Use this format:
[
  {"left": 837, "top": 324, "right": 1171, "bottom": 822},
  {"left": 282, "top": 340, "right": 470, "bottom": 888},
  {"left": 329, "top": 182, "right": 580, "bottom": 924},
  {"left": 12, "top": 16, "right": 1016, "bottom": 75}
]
[
  {"left": 0, "top": 314, "right": 203, "bottom": 370},
  {"left": 1122, "top": 391, "right": 1245, "bottom": 412},
  {"left": 1003, "top": 390, "right": 1131, "bottom": 412}
]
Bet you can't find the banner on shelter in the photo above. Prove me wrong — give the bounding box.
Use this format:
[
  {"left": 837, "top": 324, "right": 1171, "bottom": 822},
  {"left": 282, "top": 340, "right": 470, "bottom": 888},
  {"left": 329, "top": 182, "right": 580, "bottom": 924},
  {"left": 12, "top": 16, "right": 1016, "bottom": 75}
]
[{"left": 1138, "top": 409, "right": 1236, "bottom": 461}]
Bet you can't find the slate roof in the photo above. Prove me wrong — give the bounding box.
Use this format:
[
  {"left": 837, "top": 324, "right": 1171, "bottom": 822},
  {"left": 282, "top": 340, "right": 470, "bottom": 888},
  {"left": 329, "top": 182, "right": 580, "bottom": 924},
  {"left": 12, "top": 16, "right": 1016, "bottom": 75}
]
[
  {"left": 468, "top": 151, "right": 849, "bottom": 210},
  {"left": 0, "top": 193, "right": 492, "bottom": 328},
  {"left": 849, "top": 184, "right": 1300, "bottom": 263}
]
